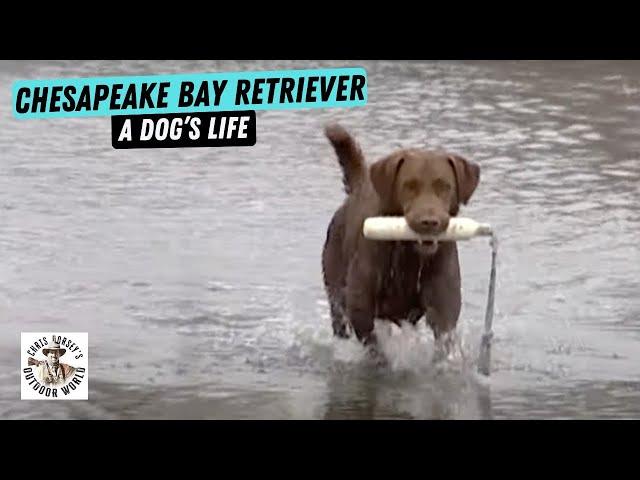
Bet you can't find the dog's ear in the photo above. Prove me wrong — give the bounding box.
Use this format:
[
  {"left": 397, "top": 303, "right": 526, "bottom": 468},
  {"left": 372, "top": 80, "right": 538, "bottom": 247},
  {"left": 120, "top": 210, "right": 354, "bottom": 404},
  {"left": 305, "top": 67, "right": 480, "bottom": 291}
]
[
  {"left": 370, "top": 153, "right": 405, "bottom": 210},
  {"left": 448, "top": 154, "right": 480, "bottom": 209}
]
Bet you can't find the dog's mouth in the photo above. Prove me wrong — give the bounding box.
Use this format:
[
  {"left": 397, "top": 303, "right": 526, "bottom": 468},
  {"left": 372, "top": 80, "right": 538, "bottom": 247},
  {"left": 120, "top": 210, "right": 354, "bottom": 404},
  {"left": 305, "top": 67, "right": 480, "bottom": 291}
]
[{"left": 415, "top": 239, "right": 439, "bottom": 255}]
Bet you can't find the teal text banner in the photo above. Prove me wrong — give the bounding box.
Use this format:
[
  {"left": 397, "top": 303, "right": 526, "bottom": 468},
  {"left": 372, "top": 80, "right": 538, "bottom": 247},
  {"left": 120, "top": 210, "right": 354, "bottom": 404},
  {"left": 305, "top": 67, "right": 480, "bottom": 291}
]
[{"left": 13, "top": 67, "right": 368, "bottom": 119}]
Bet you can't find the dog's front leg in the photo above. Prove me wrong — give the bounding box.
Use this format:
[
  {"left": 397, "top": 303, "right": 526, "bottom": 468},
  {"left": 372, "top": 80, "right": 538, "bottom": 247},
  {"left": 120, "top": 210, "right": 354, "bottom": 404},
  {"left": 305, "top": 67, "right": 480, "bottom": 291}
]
[
  {"left": 346, "top": 253, "right": 377, "bottom": 345},
  {"left": 420, "top": 242, "right": 462, "bottom": 353}
]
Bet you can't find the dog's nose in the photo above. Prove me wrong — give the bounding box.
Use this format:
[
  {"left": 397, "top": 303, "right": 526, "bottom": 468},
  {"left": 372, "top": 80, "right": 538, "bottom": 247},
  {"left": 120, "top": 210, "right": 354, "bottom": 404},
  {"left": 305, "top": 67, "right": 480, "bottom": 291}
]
[{"left": 419, "top": 218, "right": 440, "bottom": 230}]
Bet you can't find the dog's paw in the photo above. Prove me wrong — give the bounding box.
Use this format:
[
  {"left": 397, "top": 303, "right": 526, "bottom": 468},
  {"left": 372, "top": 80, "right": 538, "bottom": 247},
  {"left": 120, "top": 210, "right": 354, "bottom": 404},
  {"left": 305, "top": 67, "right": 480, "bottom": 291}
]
[
  {"left": 432, "top": 331, "right": 465, "bottom": 365},
  {"left": 332, "top": 319, "right": 352, "bottom": 339},
  {"left": 365, "top": 342, "right": 388, "bottom": 368}
]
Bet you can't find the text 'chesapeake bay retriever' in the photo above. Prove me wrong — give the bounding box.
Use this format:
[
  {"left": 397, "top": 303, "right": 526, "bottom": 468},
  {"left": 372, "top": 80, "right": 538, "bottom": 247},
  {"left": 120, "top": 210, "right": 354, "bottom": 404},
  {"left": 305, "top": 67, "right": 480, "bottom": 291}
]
[{"left": 321, "top": 124, "right": 481, "bottom": 352}]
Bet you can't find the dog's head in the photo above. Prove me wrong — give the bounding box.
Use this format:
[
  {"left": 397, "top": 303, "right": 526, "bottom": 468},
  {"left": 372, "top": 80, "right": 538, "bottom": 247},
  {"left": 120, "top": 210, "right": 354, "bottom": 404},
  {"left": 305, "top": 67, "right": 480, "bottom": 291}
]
[{"left": 370, "top": 148, "right": 480, "bottom": 254}]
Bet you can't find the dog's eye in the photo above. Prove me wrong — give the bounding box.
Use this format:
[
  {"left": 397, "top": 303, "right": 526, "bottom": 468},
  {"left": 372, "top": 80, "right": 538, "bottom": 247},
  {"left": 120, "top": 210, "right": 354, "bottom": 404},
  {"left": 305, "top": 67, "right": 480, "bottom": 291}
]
[
  {"left": 403, "top": 179, "right": 419, "bottom": 192},
  {"left": 433, "top": 179, "right": 452, "bottom": 196}
]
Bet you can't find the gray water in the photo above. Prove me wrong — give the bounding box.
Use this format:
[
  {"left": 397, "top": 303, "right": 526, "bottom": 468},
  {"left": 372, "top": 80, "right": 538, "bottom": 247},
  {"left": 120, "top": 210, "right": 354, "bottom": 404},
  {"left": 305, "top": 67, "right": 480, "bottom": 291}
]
[{"left": 1, "top": 60, "right": 639, "bottom": 419}]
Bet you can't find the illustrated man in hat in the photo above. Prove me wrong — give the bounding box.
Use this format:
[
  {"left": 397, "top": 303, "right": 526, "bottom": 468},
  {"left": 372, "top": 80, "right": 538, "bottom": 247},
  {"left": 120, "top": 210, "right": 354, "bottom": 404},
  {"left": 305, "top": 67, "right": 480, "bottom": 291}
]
[{"left": 32, "top": 337, "right": 77, "bottom": 387}]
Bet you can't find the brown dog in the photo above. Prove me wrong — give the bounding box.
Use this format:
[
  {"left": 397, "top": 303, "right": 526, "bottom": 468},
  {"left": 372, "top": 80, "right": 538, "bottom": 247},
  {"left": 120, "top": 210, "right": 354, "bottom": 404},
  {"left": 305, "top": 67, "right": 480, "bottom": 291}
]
[{"left": 321, "top": 124, "right": 480, "bottom": 351}]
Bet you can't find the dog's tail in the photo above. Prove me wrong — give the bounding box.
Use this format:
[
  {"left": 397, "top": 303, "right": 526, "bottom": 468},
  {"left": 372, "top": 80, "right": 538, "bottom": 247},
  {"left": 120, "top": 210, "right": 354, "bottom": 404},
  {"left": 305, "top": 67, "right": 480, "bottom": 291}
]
[{"left": 325, "top": 123, "right": 366, "bottom": 195}]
